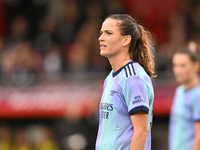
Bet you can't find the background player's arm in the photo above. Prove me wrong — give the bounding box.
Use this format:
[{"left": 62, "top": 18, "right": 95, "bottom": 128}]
[
  {"left": 192, "top": 121, "right": 200, "bottom": 150},
  {"left": 130, "top": 110, "right": 148, "bottom": 150}
]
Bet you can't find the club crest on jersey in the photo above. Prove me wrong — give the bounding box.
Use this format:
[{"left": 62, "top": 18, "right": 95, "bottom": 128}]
[{"left": 109, "top": 90, "right": 118, "bottom": 96}]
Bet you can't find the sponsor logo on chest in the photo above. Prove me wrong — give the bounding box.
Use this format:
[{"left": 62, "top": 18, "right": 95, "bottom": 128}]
[{"left": 100, "top": 102, "right": 113, "bottom": 119}]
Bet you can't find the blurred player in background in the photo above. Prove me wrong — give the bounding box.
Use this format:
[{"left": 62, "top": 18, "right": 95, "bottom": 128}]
[
  {"left": 95, "top": 14, "right": 155, "bottom": 150},
  {"left": 169, "top": 42, "right": 200, "bottom": 150}
]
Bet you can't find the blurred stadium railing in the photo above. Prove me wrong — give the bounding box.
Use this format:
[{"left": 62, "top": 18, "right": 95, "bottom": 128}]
[{"left": 0, "top": 71, "right": 177, "bottom": 119}]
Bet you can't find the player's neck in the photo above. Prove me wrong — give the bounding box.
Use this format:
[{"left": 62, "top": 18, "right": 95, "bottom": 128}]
[
  {"left": 184, "top": 74, "right": 199, "bottom": 90},
  {"left": 108, "top": 53, "right": 132, "bottom": 73}
]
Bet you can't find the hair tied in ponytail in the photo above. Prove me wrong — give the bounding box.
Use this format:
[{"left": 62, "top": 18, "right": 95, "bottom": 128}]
[
  {"left": 137, "top": 24, "right": 142, "bottom": 39},
  {"left": 188, "top": 42, "right": 197, "bottom": 53}
]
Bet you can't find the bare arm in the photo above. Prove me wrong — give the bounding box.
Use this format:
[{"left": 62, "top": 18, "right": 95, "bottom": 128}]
[
  {"left": 130, "top": 110, "right": 148, "bottom": 150},
  {"left": 192, "top": 121, "right": 200, "bottom": 150}
]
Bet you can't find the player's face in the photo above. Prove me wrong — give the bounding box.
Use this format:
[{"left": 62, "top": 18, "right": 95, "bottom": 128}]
[
  {"left": 172, "top": 53, "right": 197, "bottom": 84},
  {"left": 98, "top": 18, "right": 125, "bottom": 57}
]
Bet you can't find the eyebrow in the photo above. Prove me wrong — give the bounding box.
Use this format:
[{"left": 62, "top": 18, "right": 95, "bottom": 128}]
[{"left": 100, "top": 30, "right": 113, "bottom": 33}]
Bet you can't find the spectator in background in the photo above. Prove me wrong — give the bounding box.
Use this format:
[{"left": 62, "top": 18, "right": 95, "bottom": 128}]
[
  {"left": 64, "top": 21, "right": 96, "bottom": 75},
  {"left": 35, "top": 16, "right": 57, "bottom": 53},
  {"left": 186, "top": 2, "right": 200, "bottom": 43},
  {"left": 157, "top": 11, "right": 187, "bottom": 71},
  {"left": 56, "top": 0, "right": 79, "bottom": 45},
  {"left": 43, "top": 44, "right": 62, "bottom": 80},
  {"left": 6, "top": 15, "right": 29, "bottom": 46},
  {"left": 0, "top": 124, "right": 12, "bottom": 150},
  {"left": 1, "top": 41, "right": 38, "bottom": 85},
  {"left": 103, "top": 0, "right": 125, "bottom": 14},
  {"left": 12, "top": 128, "right": 33, "bottom": 150},
  {"left": 35, "top": 126, "right": 59, "bottom": 150},
  {"left": 169, "top": 42, "right": 200, "bottom": 150}
]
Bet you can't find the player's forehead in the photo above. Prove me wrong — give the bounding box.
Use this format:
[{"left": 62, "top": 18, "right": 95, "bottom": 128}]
[
  {"left": 173, "top": 53, "right": 191, "bottom": 64},
  {"left": 100, "top": 18, "right": 120, "bottom": 32}
]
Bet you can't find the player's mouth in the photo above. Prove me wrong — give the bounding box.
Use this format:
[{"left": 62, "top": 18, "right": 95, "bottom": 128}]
[{"left": 100, "top": 44, "right": 107, "bottom": 50}]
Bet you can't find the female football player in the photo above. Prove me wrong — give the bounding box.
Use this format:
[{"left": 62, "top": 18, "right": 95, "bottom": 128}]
[
  {"left": 95, "top": 14, "right": 155, "bottom": 150},
  {"left": 169, "top": 42, "right": 200, "bottom": 150}
]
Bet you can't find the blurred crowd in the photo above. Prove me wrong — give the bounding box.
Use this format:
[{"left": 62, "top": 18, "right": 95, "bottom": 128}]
[
  {"left": 0, "top": 0, "right": 126, "bottom": 85},
  {"left": 0, "top": 123, "right": 59, "bottom": 150},
  {"left": 0, "top": 117, "right": 98, "bottom": 150},
  {"left": 0, "top": 0, "right": 199, "bottom": 85},
  {"left": 156, "top": 0, "right": 200, "bottom": 71}
]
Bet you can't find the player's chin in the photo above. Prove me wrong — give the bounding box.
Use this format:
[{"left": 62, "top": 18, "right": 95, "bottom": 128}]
[
  {"left": 100, "top": 50, "right": 110, "bottom": 57},
  {"left": 175, "top": 76, "right": 185, "bottom": 84}
]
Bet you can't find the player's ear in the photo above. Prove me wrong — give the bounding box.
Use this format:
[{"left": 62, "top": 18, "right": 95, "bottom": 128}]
[{"left": 122, "top": 35, "right": 131, "bottom": 47}]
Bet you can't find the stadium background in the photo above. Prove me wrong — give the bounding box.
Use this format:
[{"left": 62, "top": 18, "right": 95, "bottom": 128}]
[{"left": 0, "top": 0, "right": 198, "bottom": 149}]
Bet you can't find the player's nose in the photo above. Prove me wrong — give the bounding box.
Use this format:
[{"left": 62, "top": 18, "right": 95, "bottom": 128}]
[{"left": 98, "top": 33, "right": 104, "bottom": 42}]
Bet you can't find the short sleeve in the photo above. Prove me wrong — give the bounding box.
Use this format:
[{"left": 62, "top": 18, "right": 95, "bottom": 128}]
[
  {"left": 122, "top": 76, "right": 149, "bottom": 116},
  {"left": 192, "top": 95, "right": 200, "bottom": 122}
]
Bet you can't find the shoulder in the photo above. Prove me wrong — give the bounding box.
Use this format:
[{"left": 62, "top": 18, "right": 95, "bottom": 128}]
[
  {"left": 173, "top": 85, "right": 184, "bottom": 102},
  {"left": 175, "top": 85, "right": 184, "bottom": 93},
  {"left": 112, "top": 61, "right": 149, "bottom": 80},
  {"left": 122, "top": 61, "right": 148, "bottom": 78},
  {"left": 120, "top": 61, "right": 151, "bottom": 85},
  {"left": 105, "top": 71, "right": 112, "bottom": 80},
  {"left": 191, "top": 84, "right": 200, "bottom": 101},
  {"left": 103, "top": 71, "right": 112, "bottom": 86},
  {"left": 193, "top": 84, "right": 200, "bottom": 96},
  {"left": 119, "top": 68, "right": 153, "bottom": 95},
  {"left": 191, "top": 84, "right": 200, "bottom": 111}
]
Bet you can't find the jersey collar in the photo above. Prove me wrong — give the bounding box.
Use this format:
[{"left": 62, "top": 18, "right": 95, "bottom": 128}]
[{"left": 112, "top": 60, "right": 136, "bottom": 77}]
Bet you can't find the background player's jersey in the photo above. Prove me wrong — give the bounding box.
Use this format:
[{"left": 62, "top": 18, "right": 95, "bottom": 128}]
[
  {"left": 169, "top": 84, "right": 200, "bottom": 150},
  {"left": 95, "top": 61, "right": 154, "bottom": 150}
]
